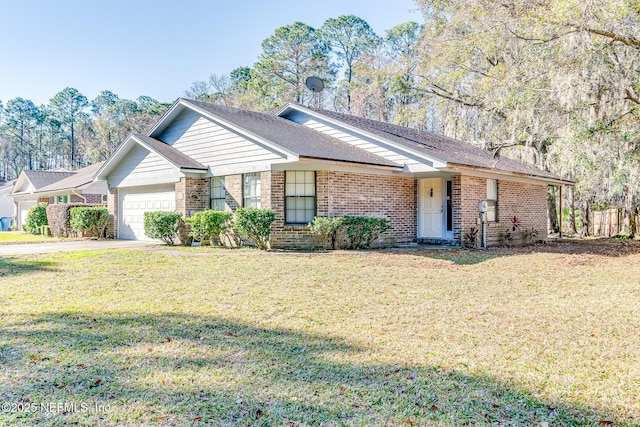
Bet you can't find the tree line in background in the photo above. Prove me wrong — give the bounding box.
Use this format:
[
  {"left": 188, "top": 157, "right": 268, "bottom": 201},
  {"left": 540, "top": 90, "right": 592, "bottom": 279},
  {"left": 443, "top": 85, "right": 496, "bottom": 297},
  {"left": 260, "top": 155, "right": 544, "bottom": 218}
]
[
  {"left": 0, "top": 88, "right": 169, "bottom": 180},
  {"left": 2, "top": 1, "right": 638, "bottom": 235}
]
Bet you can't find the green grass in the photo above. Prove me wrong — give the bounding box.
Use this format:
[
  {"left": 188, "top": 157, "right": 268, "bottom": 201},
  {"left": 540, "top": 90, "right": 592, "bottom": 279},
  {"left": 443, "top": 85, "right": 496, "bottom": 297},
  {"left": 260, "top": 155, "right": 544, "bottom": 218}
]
[
  {"left": 0, "top": 232, "right": 56, "bottom": 244},
  {"left": 0, "top": 240, "right": 639, "bottom": 426}
]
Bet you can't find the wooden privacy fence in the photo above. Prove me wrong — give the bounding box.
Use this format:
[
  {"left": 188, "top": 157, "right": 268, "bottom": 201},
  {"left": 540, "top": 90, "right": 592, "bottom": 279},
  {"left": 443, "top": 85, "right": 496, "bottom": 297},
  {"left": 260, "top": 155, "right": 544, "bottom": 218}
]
[{"left": 591, "top": 208, "right": 639, "bottom": 237}]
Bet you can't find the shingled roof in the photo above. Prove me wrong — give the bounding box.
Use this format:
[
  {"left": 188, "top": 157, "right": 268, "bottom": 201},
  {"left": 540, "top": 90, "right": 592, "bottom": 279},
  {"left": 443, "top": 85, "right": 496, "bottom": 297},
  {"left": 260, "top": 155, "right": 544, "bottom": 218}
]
[
  {"left": 36, "top": 162, "right": 106, "bottom": 193},
  {"left": 303, "top": 107, "right": 562, "bottom": 180},
  {"left": 183, "top": 99, "right": 400, "bottom": 168},
  {"left": 132, "top": 133, "right": 207, "bottom": 171},
  {"left": 22, "top": 170, "right": 76, "bottom": 191}
]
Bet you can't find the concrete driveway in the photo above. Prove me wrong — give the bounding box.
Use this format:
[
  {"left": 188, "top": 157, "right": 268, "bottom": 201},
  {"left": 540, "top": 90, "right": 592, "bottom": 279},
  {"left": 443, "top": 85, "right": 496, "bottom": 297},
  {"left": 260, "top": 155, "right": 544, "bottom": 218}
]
[{"left": 0, "top": 240, "right": 157, "bottom": 256}]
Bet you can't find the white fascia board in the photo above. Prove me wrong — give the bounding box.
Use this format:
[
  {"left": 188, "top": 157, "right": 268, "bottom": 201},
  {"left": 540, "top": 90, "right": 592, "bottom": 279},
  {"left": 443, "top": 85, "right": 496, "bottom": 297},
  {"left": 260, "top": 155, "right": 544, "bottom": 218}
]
[
  {"left": 278, "top": 104, "right": 447, "bottom": 169},
  {"left": 146, "top": 99, "right": 185, "bottom": 137},
  {"left": 10, "top": 173, "right": 31, "bottom": 195},
  {"left": 177, "top": 100, "right": 299, "bottom": 161},
  {"left": 93, "top": 135, "right": 138, "bottom": 181},
  {"left": 445, "top": 165, "right": 574, "bottom": 186},
  {"left": 94, "top": 134, "right": 187, "bottom": 181}
]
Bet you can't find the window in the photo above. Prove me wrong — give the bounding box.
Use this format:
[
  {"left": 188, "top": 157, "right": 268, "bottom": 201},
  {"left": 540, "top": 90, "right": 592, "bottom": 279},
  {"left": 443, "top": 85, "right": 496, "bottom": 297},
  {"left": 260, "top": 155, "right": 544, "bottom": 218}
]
[
  {"left": 56, "top": 195, "right": 69, "bottom": 204},
  {"left": 211, "top": 176, "right": 226, "bottom": 211},
  {"left": 486, "top": 179, "right": 497, "bottom": 222},
  {"left": 243, "top": 173, "right": 261, "bottom": 208},
  {"left": 285, "top": 171, "right": 316, "bottom": 224}
]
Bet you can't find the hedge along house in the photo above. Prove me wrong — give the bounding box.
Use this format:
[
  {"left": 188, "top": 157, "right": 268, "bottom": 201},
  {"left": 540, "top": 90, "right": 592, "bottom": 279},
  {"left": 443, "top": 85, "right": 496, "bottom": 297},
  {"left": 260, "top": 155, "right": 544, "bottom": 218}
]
[
  {"left": 94, "top": 98, "right": 570, "bottom": 247},
  {"left": 9, "top": 162, "right": 107, "bottom": 231}
]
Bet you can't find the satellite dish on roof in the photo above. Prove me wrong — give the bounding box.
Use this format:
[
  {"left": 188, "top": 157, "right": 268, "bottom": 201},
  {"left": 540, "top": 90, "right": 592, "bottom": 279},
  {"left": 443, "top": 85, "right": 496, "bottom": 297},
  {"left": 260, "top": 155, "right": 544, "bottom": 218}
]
[{"left": 305, "top": 76, "right": 324, "bottom": 93}]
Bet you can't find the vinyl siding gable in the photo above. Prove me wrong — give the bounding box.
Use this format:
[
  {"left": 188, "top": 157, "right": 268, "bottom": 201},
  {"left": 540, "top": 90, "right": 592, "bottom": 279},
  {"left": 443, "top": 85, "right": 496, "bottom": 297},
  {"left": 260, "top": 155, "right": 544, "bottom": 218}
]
[
  {"left": 284, "top": 110, "right": 437, "bottom": 172},
  {"left": 107, "top": 144, "right": 183, "bottom": 188},
  {"left": 158, "top": 109, "right": 287, "bottom": 173}
]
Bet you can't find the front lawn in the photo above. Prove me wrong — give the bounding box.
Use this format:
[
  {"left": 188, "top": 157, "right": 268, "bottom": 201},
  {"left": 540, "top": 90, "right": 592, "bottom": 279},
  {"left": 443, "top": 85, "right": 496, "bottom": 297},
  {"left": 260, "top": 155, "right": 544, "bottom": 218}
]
[
  {"left": 0, "top": 232, "right": 55, "bottom": 244},
  {"left": 0, "top": 240, "right": 638, "bottom": 426}
]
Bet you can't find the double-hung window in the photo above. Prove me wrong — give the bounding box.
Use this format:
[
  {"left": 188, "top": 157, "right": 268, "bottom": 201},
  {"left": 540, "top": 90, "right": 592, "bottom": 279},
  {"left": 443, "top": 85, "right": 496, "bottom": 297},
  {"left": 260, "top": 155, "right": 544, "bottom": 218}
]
[
  {"left": 211, "top": 176, "right": 225, "bottom": 211},
  {"left": 486, "top": 178, "right": 498, "bottom": 222},
  {"left": 285, "top": 171, "right": 316, "bottom": 224},
  {"left": 243, "top": 173, "right": 261, "bottom": 208}
]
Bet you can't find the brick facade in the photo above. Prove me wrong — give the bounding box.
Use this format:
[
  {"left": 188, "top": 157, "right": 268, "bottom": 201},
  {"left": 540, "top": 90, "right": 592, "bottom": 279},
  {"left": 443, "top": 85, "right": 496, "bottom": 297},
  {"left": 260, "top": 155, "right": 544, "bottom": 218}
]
[
  {"left": 175, "top": 177, "right": 210, "bottom": 217},
  {"left": 459, "top": 175, "right": 548, "bottom": 246},
  {"left": 270, "top": 170, "right": 417, "bottom": 249}
]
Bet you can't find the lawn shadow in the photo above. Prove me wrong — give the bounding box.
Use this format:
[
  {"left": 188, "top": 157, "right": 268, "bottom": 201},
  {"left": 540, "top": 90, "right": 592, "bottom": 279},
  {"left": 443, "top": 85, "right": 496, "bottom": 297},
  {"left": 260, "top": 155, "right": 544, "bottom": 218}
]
[
  {"left": 382, "top": 238, "right": 640, "bottom": 265},
  {"left": 0, "top": 257, "right": 57, "bottom": 277},
  {"left": 0, "top": 311, "right": 629, "bottom": 426}
]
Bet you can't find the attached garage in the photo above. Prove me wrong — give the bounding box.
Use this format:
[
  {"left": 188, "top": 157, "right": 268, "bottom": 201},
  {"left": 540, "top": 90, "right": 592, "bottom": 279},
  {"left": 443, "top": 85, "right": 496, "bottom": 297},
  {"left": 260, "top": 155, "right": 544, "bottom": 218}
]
[{"left": 118, "top": 184, "right": 175, "bottom": 240}]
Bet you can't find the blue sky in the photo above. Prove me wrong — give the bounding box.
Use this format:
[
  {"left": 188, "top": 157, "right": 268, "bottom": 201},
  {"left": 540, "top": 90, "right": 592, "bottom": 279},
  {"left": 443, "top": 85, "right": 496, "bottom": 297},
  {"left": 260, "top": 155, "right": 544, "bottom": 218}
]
[{"left": 0, "top": 0, "right": 421, "bottom": 106}]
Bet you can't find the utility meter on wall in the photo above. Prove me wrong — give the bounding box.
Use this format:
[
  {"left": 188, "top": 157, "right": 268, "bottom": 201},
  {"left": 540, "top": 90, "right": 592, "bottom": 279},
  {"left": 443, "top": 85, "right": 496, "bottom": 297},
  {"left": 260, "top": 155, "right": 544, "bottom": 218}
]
[{"left": 478, "top": 200, "right": 488, "bottom": 213}]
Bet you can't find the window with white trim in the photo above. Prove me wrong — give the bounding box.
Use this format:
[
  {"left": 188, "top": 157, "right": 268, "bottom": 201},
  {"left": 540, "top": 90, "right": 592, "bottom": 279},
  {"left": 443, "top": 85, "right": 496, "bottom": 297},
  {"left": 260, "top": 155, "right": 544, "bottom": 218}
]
[
  {"left": 211, "top": 176, "right": 226, "bottom": 211},
  {"left": 285, "top": 171, "right": 316, "bottom": 224},
  {"left": 486, "top": 179, "right": 497, "bottom": 222},
  {"left": 243, "top": 173, "right": 261, "bottom": 208}
]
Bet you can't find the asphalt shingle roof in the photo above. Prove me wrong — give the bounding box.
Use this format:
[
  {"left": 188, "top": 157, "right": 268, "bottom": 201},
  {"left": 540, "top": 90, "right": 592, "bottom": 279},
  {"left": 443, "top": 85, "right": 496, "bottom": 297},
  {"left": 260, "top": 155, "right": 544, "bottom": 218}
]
[
  {"left": 23, "top": 170, "right": 76, "bottom": 190},
  {"left": 37, "top": 162, "right": 106, "bottom": 193},
  {"left": 183, "top": 99, "right": 400, "bottom": 168},
  {"left": 306, "top": 107, "right": 562, "bottom": 180},
  {"left": 133, "top": 133, "right": 208, "bottom": 170}
]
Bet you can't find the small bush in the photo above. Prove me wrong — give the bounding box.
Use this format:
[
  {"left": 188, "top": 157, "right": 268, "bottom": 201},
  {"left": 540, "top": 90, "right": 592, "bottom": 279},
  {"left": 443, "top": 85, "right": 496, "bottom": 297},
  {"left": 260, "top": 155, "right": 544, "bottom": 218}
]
[
  {"left": 24, "top": 202, "right": 49, "bottom": 234},
  {"left": 143, "top": 211, "right": 184, "bottom": 245},
  {"left": 463, "top": 226, "right": 479, "bottom": 248},
  {"left": 70, "top": 206, "right": 109, "bottom": 239},
  {"left": 311, "top": 216, "right": 344, "bottom": 249},
  {"left": 341, "top": 216, "right": 391, "bottom": 249},
  {"left": 234, "top": 207, "right": 275, "bottom": 250},
  {"left": 188, "top": 210, "right": 233, "bottom": 245}
]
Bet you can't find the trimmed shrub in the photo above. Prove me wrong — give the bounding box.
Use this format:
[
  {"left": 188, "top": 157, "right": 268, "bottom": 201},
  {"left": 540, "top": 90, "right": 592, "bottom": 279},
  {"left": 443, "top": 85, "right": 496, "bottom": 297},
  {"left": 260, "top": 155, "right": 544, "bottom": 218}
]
[
  {"left": 24, "top": 202, "right": 49, "bottom": 234},
  {"left": 187, "top": 209, "right": 233, "bottom": 245},
  {"left": 234, "top": 207, "right": 275, "bottom": 250},
  {"left": 311, "top": 216, "right": 344, "bottom": 249},
  {"left": 143, "top": 211, "right": 184, "bottom": 245},
  {"left": 46, "top": 204, "right": 102, "bottom": 238},
  {"left": 341, "top": 216, "right": 391, "bottom": 249},
  {"left": 70, "top": 206, "right": 109, "bottom": 239}
]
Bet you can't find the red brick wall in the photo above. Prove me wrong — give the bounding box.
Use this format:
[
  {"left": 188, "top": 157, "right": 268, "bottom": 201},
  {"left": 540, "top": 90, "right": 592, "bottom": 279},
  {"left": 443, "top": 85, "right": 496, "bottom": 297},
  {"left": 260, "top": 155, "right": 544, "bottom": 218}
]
[
  {"left": 459, "top": 175, "right": 548, "bottom": 246},
  {"left": 270, "top": 170, "right": 417, "bottom": 249},
  {"left": 175, "top": 177, "right": 210, "bottom": 217}
]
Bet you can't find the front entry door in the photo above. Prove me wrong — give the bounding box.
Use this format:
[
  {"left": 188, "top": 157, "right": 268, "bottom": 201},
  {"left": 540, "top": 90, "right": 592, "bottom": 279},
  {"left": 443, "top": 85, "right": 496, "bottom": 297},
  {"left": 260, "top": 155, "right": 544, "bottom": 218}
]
[{"left": 419, "top": 178, "right": 443, "bottom": 239}]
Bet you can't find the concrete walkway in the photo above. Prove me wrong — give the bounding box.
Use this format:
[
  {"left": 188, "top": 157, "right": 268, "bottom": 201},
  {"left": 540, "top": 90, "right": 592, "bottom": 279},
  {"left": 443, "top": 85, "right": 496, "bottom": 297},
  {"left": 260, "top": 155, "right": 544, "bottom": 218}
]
[{"left": 0, "top": 240, "right": 157, "bottom": 256}]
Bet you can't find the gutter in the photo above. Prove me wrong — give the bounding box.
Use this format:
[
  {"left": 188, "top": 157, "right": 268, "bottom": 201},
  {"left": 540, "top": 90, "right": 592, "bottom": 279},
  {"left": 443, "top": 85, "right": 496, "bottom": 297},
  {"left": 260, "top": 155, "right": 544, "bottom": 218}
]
[
  {"left": 72, "top": 189, "right": 87, "bottom": 203},
  {"left": 444, "top": 163, "right": 574, "bottom": 186}
]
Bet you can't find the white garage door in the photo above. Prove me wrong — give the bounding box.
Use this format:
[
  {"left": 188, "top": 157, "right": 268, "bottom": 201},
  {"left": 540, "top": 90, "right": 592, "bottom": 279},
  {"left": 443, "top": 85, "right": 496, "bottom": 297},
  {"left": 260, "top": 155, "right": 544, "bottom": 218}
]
[
  {"left": 118, "top": 185, "right": 175, "bottom": 240},
  {"left": 19, "top": 200, "right": 37, "bottom": 231}
]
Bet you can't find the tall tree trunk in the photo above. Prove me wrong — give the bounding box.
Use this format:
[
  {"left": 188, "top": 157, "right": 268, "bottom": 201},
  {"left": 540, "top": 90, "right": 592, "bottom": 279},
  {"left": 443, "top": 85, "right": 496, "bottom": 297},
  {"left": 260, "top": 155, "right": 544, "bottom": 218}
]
[
  {"left": 547, "top": 186, "right": 559, "bottom": 233},
  {"left": 569, "top": 187, "right": 577, "bottom": 235},
  {"left": 623, "top": 186, "right": 636, "bottom": 236},
  {"left": 580, "top": 199, "right": 591, "bottom": 237}
]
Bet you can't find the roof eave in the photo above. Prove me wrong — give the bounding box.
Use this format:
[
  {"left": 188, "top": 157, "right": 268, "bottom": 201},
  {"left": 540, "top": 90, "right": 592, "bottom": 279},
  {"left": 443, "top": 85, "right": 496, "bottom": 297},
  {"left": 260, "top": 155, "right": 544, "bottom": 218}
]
[
  {"left": 278, "top": 103, "right": 448, "bottom": 169},
  {"left": 298, "top": 156, "right": 404, "bottom": 170},
  {"left": 446, "top": 163, "right": 574, "bottom": 185}
]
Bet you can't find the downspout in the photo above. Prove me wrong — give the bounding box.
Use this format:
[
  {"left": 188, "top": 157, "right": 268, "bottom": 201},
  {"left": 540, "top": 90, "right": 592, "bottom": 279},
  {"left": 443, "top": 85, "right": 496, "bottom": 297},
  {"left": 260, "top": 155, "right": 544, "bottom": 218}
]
[
  {"left": 558, "top": 185, "right": 563, "bottom": 238},
  {"left": 72, "top": 189, "right": 87, "bottom": 204}
]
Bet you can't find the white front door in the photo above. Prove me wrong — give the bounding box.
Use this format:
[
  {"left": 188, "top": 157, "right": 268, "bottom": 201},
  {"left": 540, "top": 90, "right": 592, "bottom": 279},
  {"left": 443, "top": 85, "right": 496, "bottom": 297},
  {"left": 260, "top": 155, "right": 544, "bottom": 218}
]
[{"left": 419, "top": 178, "right": 443, "bottom": 239}]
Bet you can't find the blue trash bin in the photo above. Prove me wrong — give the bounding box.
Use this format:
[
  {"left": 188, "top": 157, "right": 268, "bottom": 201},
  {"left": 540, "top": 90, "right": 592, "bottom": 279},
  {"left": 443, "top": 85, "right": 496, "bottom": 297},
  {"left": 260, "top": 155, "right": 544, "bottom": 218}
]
[{"left": 0, "top": 217, "right": 13, "bottom": 231}]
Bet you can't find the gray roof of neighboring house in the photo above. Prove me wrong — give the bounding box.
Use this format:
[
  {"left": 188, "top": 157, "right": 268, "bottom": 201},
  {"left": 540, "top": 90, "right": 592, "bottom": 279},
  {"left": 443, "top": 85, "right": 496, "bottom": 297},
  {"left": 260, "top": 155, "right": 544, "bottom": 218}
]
[
  {"left": 132, "top": 133, "right": 208, "bottom": 170},
  {"left": 306, "top": 107, "right": 562, "bottom": 180},
  {"left": 0, "top": 180, "right": 16, "bottom": 192},
  {"left": 23, "top": 170, "right": 76, "bottom": 191},
  {"left": 36, "top": 162, "right": 106, "bottom": 193},
  {"left": 183, "top": 99, "right": 400, "bottom": 168}
]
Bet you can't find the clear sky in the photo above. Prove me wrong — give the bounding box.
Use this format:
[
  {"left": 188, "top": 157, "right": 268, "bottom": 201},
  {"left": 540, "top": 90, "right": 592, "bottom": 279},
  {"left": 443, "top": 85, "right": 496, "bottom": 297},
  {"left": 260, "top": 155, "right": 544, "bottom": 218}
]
[{"left": 0, "top": 0, "right": 422, "bottom": 106}]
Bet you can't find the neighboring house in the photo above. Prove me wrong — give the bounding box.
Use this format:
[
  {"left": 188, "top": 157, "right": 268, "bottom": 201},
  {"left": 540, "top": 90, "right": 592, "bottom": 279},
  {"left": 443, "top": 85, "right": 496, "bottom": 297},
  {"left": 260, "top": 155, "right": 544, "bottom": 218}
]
[
  {"left": 0, "top": 180, "right": 16, "bottom": 229},
  {"left": 94, "top": 98, "right": 571, "bottom": 247},
  {"left": 9, "top": 162, "right": 107, "bottom": 231}
]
